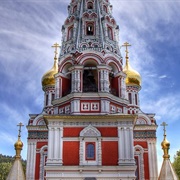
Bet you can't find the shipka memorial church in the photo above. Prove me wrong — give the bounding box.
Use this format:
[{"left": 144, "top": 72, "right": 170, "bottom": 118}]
[{"left": 26, "top": 0, "right": 158, "bottom": 179}]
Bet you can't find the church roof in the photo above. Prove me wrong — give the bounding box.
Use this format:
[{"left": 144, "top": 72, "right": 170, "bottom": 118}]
[
  {"left": 7, "top": 123, "right": 25, "bottom": 180},
  {"left": 158, "top": 159, "right": 178, "bottom": 180},
  {"left": 6, "top": 158, "right": 25, "bottom": 180},
  {"left": 158, "top": 122, "right": 178, "bottom": 180}
]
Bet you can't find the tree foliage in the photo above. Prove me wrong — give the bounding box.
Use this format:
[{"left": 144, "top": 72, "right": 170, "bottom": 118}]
[
  {"left": 0, "top": 154, "right": 26, "bottom": 180},
  {"left": 173, "top": 150, "right": 180, "bottom": 179}
]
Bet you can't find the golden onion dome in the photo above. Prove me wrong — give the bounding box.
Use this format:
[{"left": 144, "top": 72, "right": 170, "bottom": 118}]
[
  {"left": 14, "top": 138, "right": 23, "bottom": 150},
  {"left": 123, "top": 57, "right": 141, "bottom": 86},
  {"left": 161, "top": 135, "right": 170, "bottom": 159},
  {"left": 41, "top": 57, "right": 58, "bottom": 88}
]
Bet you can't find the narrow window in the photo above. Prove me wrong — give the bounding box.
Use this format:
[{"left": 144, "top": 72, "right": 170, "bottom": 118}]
[
  {"left": 73, "top": 5, "right": 77, "bottom": 13},
  {"left": 87, "top": 2, "right": 93, "bottom": 9},
  {"left": 46, "top": 94, "right": 48, "bottom": 106},
  {"left": 86, "top": 143, "right": 95, "bottom": 160},
  {"left": 68, "top": 26, "right": 73, "bottom": 40},
  {"left": 108, "top": 27, "right": 113, "bottom": 40},
  {"left": 128, "top": 93, "right": 132, "bottom": 104},
  {"left": 52, "top": 93, "right": 55, "bottom": 101},
  {"left": 103, "top": 5, "right": 107, "bottom": 13},
  {"left": 86, "top": 23, "right": 94, "bottom": 35},
  {"left": 135, "top": 94, "right": 138, "bottom": 105}
]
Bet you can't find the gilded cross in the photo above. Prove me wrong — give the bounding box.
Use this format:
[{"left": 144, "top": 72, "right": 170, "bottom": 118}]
[
  {"left": 122, "top": 42, "right": 131, "bottom": 58},
  {"left": 17, "top": 122, "right": 24, "bottom": 138},
  {"left": 52, "top": 42, "right": 60, "bottom": 58},
  {"left": 160, "top": 121, "right": 168, "bottom": 136}
]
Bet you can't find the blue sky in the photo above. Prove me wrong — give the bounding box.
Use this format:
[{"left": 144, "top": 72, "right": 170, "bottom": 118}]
[{"left": 0, "top": 0, "right": 180, "bottom": 172}]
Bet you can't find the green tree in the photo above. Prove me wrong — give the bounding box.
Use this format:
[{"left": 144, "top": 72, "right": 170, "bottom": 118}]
[
  {"left": 173, "top": 150, "right": 180, "bottom": 179},
  {"left": 0, "top": 162, "right": 12, "bottom": 180}
]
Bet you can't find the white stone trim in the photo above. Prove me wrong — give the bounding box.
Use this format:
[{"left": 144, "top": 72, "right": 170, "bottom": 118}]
[
  {"left": 39, "top": 145, "right": 48, "bottom": 180},
  {"left": 134, "top": 145, "right": 145, "bottom": 180},
  {"left": 79, "top": 125, "right": 102, "bottom": 166}
]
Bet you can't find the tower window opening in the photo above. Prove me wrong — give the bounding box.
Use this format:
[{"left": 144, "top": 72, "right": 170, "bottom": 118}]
[
  {"left": 135, "top": 94, "right": 138, "bottom": 105},
  {"left": 103, "top": 5, "right": 107, "bottom": 13},
  {"left": 107, "top": 26, "right": 113, "bottom": 40},
  {"left": 46, "top": 94, "right": 48, "bottom": 106},
  {"left": 86, "top": 23, "right": 94, "bottom": 35},
  {"left": 68, "top": 26, "right": 73, "bottom": 40},
  {"left": 86, "top": 143, "right": 95, "bottom": 160},
  {"left": 52, "top": 93, "right": 55, "bottom": 101},
  {"left": 83, "top": 68, "right": 98, "bottom": 92},
  {"left": 128, "top": 93, "right": 132, "bottom": 104},
  {"left": 73, "top": 5, "right": 77, "bottom": 13},
  {"left": 87, "top": 2, "right": 93, "bottom": 9}
]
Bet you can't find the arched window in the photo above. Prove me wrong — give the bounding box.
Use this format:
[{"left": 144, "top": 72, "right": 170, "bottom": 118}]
[
  {"left": 68, "top": 26, "right": 73, "bottom": 40},
  {"left": 135, "top": 94, "right": 138, "bottom": 105},
  {"left": 73, "top": 5, "right": 77, "bottom": 13},
  {"left": 87, "top": 2, "right": 93, "bottom": 9},
  {"left": 86, "top": 23, "right": 94, "bottom": 35},
  {"left": 86, "top": 143, "right": 95, "bottom": 160},
  {"left": 108, "top": 26, "right": 113, "bottom": 40},
  {"left": 103, "top": 5, "right": 107, "bottom": 13}
]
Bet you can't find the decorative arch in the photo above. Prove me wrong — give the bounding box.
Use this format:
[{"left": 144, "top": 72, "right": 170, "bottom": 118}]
[
  {"left": 136, "top": 114, "right": 152, "bottom": 125},
  {"left": 80, "top": 125, "right": 101, "bottom": 137},
  {"left": 90, "top": 13, "right": 97, "bottom": 19},
  {"left": 105, "top": 57, "right": 122, "bottom": 71},
  {"left": 33, "top": 114, "right": 45, "bottom": 126},
  {"left": 59, "top": 57, "right": 73, "bottom": 72},
  {"left": 83, "top": 12, "right": 90, "bottom": 18},
  {"left": 77, "top": 53, "right": 104, "bottom": 65},
  {"left": 134, "top": 145, "right": 145, "bottom": 180}
]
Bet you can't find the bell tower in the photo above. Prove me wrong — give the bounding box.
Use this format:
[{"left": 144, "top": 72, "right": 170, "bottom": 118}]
[
  {"left": 26, "top": 0, "right": 158, "bottom": 179},
  {"left": 54, "top": 0, "right": 127, "bottom": 115}
]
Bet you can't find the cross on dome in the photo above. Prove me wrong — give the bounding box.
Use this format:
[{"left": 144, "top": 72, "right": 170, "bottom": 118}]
[
  {"left": 52, "top": 42, "right": 60, "bottom": 59},
  {"left": 17, "top": 122, "right": 24, "bottom": 138},
  {"left": 122, "top": 42, "right": 131, "bottom": 61},
  {"left": 160, "top": 121, "right": 168, "bottom": 136}
]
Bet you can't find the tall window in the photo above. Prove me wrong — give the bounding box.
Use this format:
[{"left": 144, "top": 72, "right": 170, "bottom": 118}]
[
  {"left": 86, "top": 23, "right": 94, "bottom": 35},
  {"left": 73, "top": 5, "right": 77, "bottom": 13},
  {"left": 86, "top": 143, "right": 95, "bottom": 160},
  {"left": 108, "top": 27, "right": 113, "bottom": 40},
  {"left": 87, "top": 2, "right": 93, "bottom": 9},
  {"left": 128, "top": 93, "right": 132, "bottom": 104},
  {"left": 103, "top": 5, "right": 107, "bottom": 13},
  {"left": 68, "top": 26, "right": 73, "bottom": 40},
  {"left": 135, "top": 94, "right": 138, "bottom": 105},
  {"left": 46, "top": 94, "right": 48, "bottom": 106}
]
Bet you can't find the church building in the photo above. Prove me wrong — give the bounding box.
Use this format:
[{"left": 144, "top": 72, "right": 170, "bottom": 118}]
[{"left": 26, "top": 0, "right": 158, "bottom": 179}]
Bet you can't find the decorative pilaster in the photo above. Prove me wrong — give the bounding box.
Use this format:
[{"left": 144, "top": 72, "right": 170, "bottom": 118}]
[
  {"left": 118, "top": 123, "right": 135, "bottom": 165},
  {"left": 26, "top": 141, "right": 36, "bottom": 179},
  {"left": 147, "top": 140, "right": 158, "bottom": 179},
  {"left": 46, "top": 121, "right": 63, "bottom": 165}
]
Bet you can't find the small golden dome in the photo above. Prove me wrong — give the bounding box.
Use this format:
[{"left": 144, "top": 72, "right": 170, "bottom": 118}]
[
  {"left": 161, "top": 135, "right": 170, "bottom": 159},
  {"left": 14, "top": 138, "right": 23, "bottom": 150},
  {"left": 41, "top": 57, "right": 58, "bottom": 87},
  {"left": 123, "top": 58, "right": 141, "bottom": 86}
]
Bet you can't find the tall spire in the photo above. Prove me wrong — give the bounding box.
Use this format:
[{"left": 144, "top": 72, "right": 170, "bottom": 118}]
[
  {"left": 158, "top": 122, "right": 178, "bottom": 180},
  {"left": 60, "top": 0, "right": 121, "bottom": 58},
  {"left": 6, "top": 122, "right": 25, "bottom": 180}
]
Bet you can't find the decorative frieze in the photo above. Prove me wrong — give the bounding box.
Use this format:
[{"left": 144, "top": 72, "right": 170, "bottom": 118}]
[
  {"left": 28, "top": 131, "right": 48, "bottom": 139},
  {"left": 134, "top": 131, "right": 156, "bottom": 139}
]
